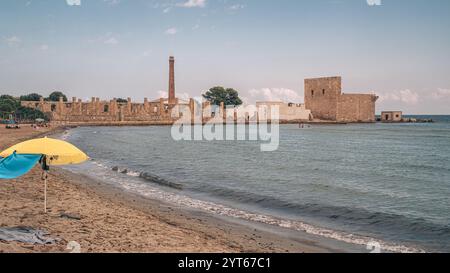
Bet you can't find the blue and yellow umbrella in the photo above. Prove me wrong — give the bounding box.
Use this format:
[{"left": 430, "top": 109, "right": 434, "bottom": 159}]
[{"left": 0, "top": 137, "right": 88, "bottom": 212}]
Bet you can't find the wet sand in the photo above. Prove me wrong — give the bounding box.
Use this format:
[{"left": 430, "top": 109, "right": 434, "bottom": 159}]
[{"left": 0, "top": 126, "right": 354, "bottom": 253}]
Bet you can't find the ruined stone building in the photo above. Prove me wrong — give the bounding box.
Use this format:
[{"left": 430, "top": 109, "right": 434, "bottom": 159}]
[
  {"left": 256, "top": 77, "right": 377, "bottom": 123},
  {"left": 21, "top": 57, "right": 378, "bottom": 124},
  {"left": 305, "top": 77, "right": 378, "bottom": 122},
  {"left": 21, "top": 96, "right": 191, "bottom": 125},
  {"left": 21, "top": 56, "right": 198, "bottom": 125}
]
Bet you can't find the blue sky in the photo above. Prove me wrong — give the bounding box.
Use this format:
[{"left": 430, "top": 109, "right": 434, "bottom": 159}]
[{"left": 1, "top": 0, "right": 449, "bottom": 114}]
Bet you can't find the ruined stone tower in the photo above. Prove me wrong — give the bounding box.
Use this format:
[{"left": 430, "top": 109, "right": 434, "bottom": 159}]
[
  {"left": 169, "top": 56, "right": 176, "bottom": 105},
  {"left": 305, "top": 76, "right": 342, "bottom": 121},
  {"left": 305, "top": 76, "right": 378, "bottom": 122}
]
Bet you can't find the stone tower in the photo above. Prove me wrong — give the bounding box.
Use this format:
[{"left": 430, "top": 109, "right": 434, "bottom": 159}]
[
  {"left": 304, "top": 76, "right": 342, "bottom": 121},
  {"left": 168, "top": 56, "right": 176, "bottom": 104},
  {"left": 304, "top": 76, "right": 378, "bottom": 122}
]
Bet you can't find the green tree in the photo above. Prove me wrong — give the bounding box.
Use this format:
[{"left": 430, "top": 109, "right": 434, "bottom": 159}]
[
  {"left": 0, "top": 95, "right": 20, "bottom": 109},
  {"left": 0, "top": 94, "right": 48, "bottom": 121},
  {"left": 0, "top": 95, "right": 17, "bottom": 101},
  {"left": 20, "top": 93, "right": 43, "bottom": 101},
  {"left": 47, "top": 91, "right": 67, "bottom": 102},
  {"left": 15, "top": 106, "right": 48, "bottom": 121},
  {"left": 115, "top": 98, "right": 128, "bottom": 103},
  {"left": 202, "top": 87, "right": 243, "bottom": 106},
  {"left": 0, "top": 102, "right": 14, "bottom": 113}
]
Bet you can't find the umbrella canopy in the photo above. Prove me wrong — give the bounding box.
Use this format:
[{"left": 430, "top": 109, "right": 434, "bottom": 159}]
[
  {"left": 0, "top": 137, "right": 88, "bottom": 166},
  {"left": 0, "top": 153, "right": 42, "bottom": 179}
]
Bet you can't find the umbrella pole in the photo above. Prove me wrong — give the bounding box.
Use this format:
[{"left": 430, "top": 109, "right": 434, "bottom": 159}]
[
  {"left": 44, "top": 174, "right": 47, "bottom": 213},
  {"left": 42, "top": 170, "right": 48, "bottom": 213}
]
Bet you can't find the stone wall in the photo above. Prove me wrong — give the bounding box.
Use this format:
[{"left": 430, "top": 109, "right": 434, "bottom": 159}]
[
  {"left": 304, "top": 76, "right": 341, "bottom": 121},
  {"left": 256, "top": 102, "right": 311, "bottom": 122},
  {"left": 304, "top": 76, "right": 377, "bottom": 123},
  {"left": 21, "top": 97, "right": 189, "bottom": 125},
  {"left": 337, "top": 94, "right": 377, "bottom": 122}
]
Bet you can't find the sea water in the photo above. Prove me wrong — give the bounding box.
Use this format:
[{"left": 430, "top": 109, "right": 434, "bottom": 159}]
[{"left": 63, "top": 116, "right": 450, "bottom": 252}]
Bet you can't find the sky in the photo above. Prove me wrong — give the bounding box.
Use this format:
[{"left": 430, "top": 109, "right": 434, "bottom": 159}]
[{"left": 1, "top": 0, "right": 449, "bottom": 114}]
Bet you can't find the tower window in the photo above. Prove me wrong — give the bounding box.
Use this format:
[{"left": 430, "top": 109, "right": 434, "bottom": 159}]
[
  {"left": 311, "top": 90, "right": 314, "bottom": 97},
  {"left": 323, "top": 89, "right": 325, "bottom": 95},
  {"left": 104, "top": 105, "right": 109, "bottom": 113}
]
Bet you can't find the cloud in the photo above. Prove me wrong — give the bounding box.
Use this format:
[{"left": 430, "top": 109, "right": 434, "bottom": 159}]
[
  {"left": 378, "top": 89, "right": 419, "bottom": 105},
  {"left": 90, "top": 33, "right": 119, "bottom": 45},
  {"left": 366, "top": 0, "right": 381, "bottom": 6},
  {"left": 177, "top": 0, "right": 206, "bottom": 8},
  {"left": 432, "top": 88, "right": 450, "bottom": 99},
  {"left": 66, "top": 0, "right": 81, "bottom": 6},
  {"left": 246, "top": 88, "right": 303, "bottom": 103},
  {"left": 103, "top": 0, "right": 120, "bottom": 5},
  {"left": 5, "top": 36, "right": 21, "bottom": 47},
  {"left": 157, "top": 0, "right": 205, "bottom": 14},
  {"left": 104, "top": 37, "right": 118, "bottom": 45},
  {"left": 40, "top": 44, "right": 49, "bottom": 51},
  {"left": 165, "top": 27, "right": 178, "bottom": 35},
  {"left": 87, "top": 32, "right": 119, "bottom": 45},
  {"left": 228, "top": 4, "right": 245, "bottom": 10}
]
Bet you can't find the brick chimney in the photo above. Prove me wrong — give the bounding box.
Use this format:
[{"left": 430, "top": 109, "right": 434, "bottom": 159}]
[{"left": 168, "top": 56, "right": 176, "bottom": 105}]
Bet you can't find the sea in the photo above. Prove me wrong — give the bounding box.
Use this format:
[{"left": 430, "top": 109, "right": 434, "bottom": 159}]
[{"left": 62, "top": 115, "right": 450, "bottom": 252}]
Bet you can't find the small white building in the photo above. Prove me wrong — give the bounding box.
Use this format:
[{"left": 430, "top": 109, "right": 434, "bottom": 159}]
[{"left": 381, "top": 111, "right": 403, "bottom": 122}]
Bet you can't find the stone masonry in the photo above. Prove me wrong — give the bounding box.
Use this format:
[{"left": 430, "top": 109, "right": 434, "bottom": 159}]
[{"left": 305, "top": 76, "right": 378, "bottom": 122}]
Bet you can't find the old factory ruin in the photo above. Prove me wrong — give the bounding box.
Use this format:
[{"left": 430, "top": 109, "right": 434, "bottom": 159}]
[{"left": 21, "top": 57, "right": 379, "bottom": 125}]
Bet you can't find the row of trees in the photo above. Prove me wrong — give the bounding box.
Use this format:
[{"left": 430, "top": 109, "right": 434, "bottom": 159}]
[
  {"left": 19, "top": 91, "right": 68, "bottom": 102},
  {"left": 0, "top": 91, "right": 68, "bottom": 121}
]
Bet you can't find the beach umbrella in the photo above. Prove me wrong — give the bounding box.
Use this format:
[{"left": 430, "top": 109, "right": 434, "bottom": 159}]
[{"left": 0, "top": 137, "right": 88, "bottom": 212}]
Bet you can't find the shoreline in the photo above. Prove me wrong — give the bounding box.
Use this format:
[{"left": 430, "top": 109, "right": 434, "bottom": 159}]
[
  {"left": 57, "top": 167, "right": 362, "bottom": 253},
  {"left": 0, "top": 125, "right": 359, "bottom": 253}
]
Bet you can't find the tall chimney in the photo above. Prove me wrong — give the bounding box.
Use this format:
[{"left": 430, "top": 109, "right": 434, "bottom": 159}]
[{"left": 168, "top": 56, "right": 176, "bottom": 104}]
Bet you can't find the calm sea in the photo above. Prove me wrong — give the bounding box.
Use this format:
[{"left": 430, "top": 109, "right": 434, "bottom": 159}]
[{"left": 63, "top": 115, "right": 450, "bottom": 252}]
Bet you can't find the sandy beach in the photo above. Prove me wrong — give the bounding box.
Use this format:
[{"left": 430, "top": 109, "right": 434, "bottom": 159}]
[{"left": 0, "top": 125, "right": 348, "bottom": 253}]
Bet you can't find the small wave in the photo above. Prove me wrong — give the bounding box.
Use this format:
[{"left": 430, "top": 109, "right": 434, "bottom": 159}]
[
  {"left": 126, "top": 171, "right": 140, "bottom": 177},
  {"left": 68, "top": 157, "right": 425, "bottom": 253},
  {"left": 109, "top": 166, "right": 182, "bottom": 189},
  {"left": 60, "top": 130, "right": 71, "bottom": 140},
  {"left": 126, "top": 183, "right": 424, "bottom": 253},
  {"left": 110, "top": 166, "right": 140, "bottom": 177},
  {"left": 111, "top": 166, "right": 134, "bottom": 174},
  {"left": 191, "top": 185, "right": 450, "bottom": 247},
  {"left": 139, "top": 172, "right": 183, "bottom": 190}
]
